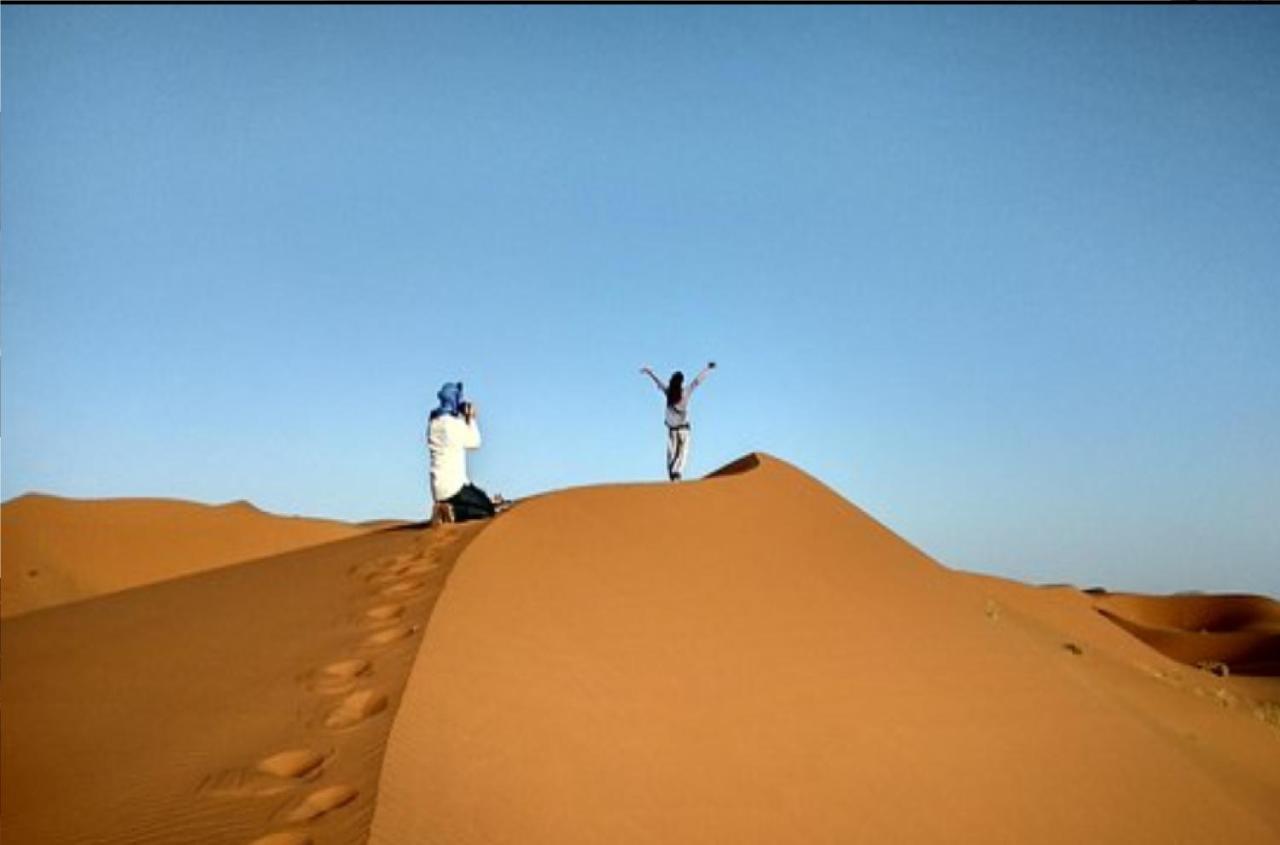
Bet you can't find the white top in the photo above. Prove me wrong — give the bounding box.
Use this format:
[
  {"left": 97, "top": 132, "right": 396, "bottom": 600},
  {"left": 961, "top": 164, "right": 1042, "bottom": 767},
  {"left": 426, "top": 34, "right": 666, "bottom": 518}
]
[
  {"left": 427, "top": 414, "right": 481, "bottom": 501},
  {"left": 643, "top": 365, "right": 713, "bottom": 429},
  {"left": 665, "top": 389, "right": 694, "bottom": 428},
  {"left": 663, "top": 373, "right": 706, "bottom": 429}
]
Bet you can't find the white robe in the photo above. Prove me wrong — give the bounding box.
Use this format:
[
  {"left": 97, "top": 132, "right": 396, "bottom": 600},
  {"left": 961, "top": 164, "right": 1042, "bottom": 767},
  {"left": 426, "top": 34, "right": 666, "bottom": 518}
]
[{"left": 427, "top": 414, "right": 481, "bottom": 501}]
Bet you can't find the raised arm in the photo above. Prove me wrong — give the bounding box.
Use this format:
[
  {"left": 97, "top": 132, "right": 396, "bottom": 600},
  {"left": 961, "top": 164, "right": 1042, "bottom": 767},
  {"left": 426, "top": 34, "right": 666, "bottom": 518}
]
[
  {"left": 689, "top": 361, "right": 717, "bottom": 390},
  {"left": 639, "top": 366, "right": 666, "bottom": 393},
  {"left": 461, "top": 418, "right": 481, "bottom": 450},
  {"left": 459, "top": 404, "right": 482, "bottom": 449}
]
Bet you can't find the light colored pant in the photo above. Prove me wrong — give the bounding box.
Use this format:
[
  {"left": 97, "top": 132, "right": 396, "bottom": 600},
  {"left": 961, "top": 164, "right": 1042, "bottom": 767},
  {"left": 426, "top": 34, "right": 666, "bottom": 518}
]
[{"left": 666, "top": 426, "right": 690, "bottom": 480}]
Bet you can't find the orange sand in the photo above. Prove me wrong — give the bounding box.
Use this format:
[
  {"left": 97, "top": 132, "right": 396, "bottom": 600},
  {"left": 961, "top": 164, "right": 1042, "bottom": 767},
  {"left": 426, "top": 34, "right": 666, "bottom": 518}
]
[
  {"left": 2, "top": 520, "right": 481, "bottom": 844},
  {"left": 1093, "top": 593, "right": 1280, "bottom": 676},
  {"left": 3, "top": 454, "right": 1278, "bottom": 844},
  {"left": 1, "top": 494, "right": 374, "bottom": 617},
  {"left": 371, "top": 454, "right": 1280, "bottom": 843}
]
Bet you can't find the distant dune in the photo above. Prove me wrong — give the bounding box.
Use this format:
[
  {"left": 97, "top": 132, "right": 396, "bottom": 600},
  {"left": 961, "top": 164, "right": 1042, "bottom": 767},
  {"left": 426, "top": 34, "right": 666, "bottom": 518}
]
[
  {"left": 1094, "top": 593, "right": 1280, "bottom": 676},
  {"left": 1, "top": 493, "right": 372, "bottom": 617},
  {"left": 3, "top": 455, "right": 1278, "bottom": 844}
]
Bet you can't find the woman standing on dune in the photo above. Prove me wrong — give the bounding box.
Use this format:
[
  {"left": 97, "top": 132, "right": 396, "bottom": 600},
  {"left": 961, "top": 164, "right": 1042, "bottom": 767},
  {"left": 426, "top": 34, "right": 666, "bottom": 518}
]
[{"left": 640, "top": 361, "right": 716, "bottom": 482}]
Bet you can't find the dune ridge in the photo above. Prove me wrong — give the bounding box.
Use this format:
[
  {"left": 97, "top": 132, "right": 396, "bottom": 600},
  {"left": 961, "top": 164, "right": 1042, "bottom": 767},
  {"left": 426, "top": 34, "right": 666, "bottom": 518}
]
[{"left": 1, "top": 493, "right": 377, "bottom": 617}]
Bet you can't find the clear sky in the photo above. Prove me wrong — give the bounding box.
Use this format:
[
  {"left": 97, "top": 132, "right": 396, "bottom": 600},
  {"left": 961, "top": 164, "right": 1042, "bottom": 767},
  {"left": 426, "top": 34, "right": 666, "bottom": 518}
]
[{"left": 3, "top": 6, "right": 1277, "bottom": 595}]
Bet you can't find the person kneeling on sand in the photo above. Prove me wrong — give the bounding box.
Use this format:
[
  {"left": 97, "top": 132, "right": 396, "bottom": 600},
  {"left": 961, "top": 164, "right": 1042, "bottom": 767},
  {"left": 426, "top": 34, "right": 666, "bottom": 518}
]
[{"left": 427, "top": 382, "right": 496, "bottom": 522}]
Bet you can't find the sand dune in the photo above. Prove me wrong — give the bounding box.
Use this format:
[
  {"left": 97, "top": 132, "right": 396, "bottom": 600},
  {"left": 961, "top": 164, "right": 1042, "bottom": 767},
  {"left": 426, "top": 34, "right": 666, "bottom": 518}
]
[
  {"left": 1, "top": 519, "right": 483, "bottom": 844},
  {"left": 1, "top": 493, "right": 375, "bottom": 617},
  {"left": 3, "top": 454, "right": 1278, "bottom": 844},
  {"left": 372, "top": 454, "right": 1280, "bottom": 843},
  {"left": 1094, "top": 592, "right": 1280, "bottom": 634},
  {"left": 1094, "top": 593, "right": 1280, "bottom": 676}
]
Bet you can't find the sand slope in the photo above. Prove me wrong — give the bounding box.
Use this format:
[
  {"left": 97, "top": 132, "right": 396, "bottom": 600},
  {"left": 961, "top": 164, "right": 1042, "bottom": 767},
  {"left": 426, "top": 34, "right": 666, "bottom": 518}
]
[
  {"left": 371, "top": 453, "right": 1280, "bottom": 843},
  {"left": 1, "top": 520, "right": 482, "bottom": 844},
  {"left": 3, "top": 455, "right": 1277, "bottom": 844},
  {"left": 1, "top": 494, "right": 373, "bottom": 617}
]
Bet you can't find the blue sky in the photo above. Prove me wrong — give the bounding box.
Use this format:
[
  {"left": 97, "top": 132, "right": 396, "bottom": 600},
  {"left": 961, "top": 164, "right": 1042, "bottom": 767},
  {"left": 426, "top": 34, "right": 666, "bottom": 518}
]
[{"left": 3, "top": 6, "right": 1277, "bottom": 595}]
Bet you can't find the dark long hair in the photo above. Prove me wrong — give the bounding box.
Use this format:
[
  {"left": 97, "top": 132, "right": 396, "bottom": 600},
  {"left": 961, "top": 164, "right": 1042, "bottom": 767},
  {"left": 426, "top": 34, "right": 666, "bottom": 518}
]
[{"left": 665, "top": 371, "right": 685, "bottom": 407}]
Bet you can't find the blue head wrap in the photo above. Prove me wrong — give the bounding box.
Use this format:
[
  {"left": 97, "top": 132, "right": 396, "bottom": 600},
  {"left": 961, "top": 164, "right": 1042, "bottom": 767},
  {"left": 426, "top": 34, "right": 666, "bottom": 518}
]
[{"left": 430, "top": 381, "right": 464, "bottom": 420}]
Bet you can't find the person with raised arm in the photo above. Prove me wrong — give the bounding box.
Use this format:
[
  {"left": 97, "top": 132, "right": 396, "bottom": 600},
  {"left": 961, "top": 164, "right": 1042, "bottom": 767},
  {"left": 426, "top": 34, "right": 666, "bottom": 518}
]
[{"left": 639, "top": 361, "right": 716, "bottom": 481}]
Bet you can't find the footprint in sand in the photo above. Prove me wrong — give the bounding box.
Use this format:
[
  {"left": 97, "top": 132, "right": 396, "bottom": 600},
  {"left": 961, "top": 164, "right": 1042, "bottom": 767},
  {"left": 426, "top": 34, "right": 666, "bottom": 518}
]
[
  {"left": 383, "top": 551, "right": 426, "bottom": 567},
  {"left": 201, "top": 749, "right": 327, "bottom": 798},
  {"left": 282, "top": 785, "right": 359, "bottom": 823},
  {"left": 379, "top": 579, "right": 428, "bottom": 599},
  {"left": 395, "top": 560, "right": 439, "bottom": 577},
  {"left": 348, "top": 552, "right": 413, "bottom": 579},
  {"left": 256, "top": 749, "right": 326, "bottom": 779},
  {"left": 365, "top": 559, "right": 439, "bottom": 587},
  {"left": 362, "top": 624, "right": 417, "bottom": 648},
  {"left": 363, "top": 603, "right": 406, "bottom": 625},
  {"left": 324, "top": 689, "right": 388, "bottom": 729},
  {"left": 308, "top": 658, "right": 372, "bottom": 695},
  {"left": 248, "top": 832, "right": 313, "bottom": 845},
  {"left": 365, "top": 569, "right": 409, "bottom": 588}
]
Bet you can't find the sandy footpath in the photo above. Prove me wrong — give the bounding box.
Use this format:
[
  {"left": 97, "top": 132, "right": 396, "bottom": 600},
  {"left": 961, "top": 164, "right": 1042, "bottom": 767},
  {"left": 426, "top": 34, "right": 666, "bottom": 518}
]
[{"left": 2, "top": 519, "right": 481, "bottom": 844}]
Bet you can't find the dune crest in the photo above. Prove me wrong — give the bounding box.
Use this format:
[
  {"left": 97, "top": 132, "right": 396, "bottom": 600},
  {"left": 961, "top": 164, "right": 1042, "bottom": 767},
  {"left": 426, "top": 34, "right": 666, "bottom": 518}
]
[
  {"left": 703, "top": 451, "right": 764, "bottom": 477},
  {"left": 1, "top": 493, "right": 374, "bottom": 617}
]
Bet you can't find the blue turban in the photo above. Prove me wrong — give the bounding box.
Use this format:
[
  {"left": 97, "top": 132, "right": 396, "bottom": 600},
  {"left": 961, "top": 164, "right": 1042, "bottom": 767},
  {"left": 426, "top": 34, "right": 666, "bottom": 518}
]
[{"left": 430, "top": 381, "right": 464, "bottom": 420}]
